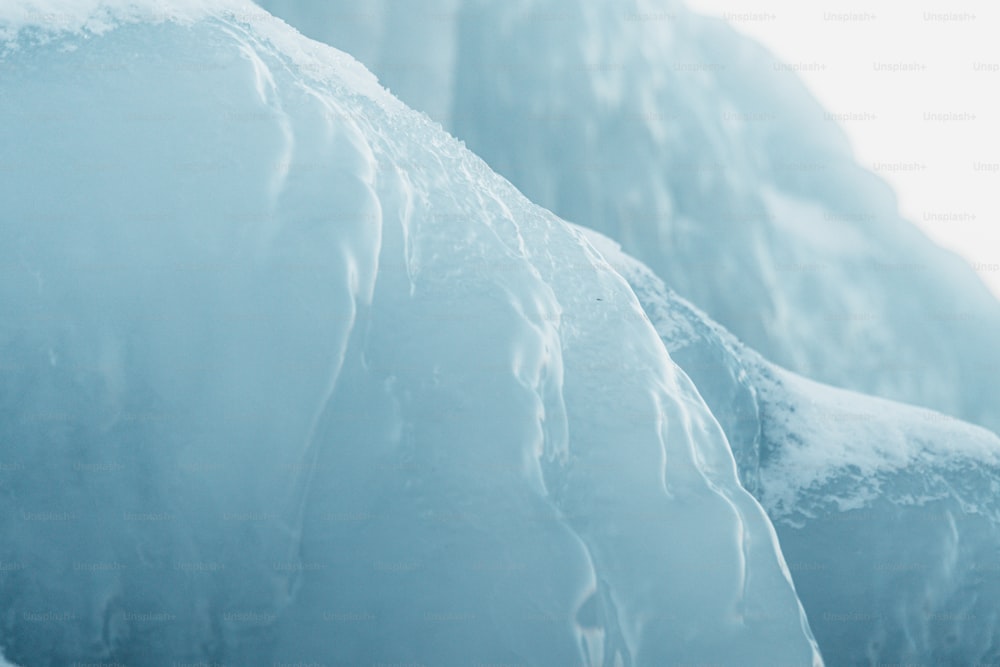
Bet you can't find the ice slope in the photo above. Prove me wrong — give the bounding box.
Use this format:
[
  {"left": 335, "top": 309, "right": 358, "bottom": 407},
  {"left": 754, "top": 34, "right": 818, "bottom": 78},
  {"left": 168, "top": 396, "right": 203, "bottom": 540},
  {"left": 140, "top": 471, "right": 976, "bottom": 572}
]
[
  {"left": 254, "top": 0, "right": 1000, "bottom": 433},
  {"left": 588, "top": 229, "right": 1000, "bottom": 666},
  {"left": 0, "top": 2, "right": 821, "bottom": 665}
]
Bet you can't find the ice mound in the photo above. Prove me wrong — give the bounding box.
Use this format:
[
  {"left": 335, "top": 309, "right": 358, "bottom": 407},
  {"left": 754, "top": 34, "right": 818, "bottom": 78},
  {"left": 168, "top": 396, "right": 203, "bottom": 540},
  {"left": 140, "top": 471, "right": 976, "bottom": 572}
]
[
  {"left": 0, "top": 2, "right": 819, "bottom": 665},
  {"left": 589, "top": 228, "right": 1000, "bottom": 666}
]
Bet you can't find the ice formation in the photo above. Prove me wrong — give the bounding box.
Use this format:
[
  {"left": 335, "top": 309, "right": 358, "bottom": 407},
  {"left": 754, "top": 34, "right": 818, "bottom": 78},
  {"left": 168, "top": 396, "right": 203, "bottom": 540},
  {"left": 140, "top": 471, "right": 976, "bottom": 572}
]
[
  {"left": 590, "top": 229, "right": 1000, "bottom": 666},
  {"left": 255, "top": 0, "right": 1000, "bottom": 432},
  {"left": 0, "top": 2, "right": 819, "bottom": 664},
  {"left": 3, "top": 1, "right": 1000, "bottom": 665}
]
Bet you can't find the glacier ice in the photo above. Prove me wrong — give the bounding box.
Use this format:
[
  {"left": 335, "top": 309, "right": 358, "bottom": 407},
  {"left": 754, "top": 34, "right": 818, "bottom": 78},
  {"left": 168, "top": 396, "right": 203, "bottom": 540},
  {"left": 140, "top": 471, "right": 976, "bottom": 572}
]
[
  {"left": 590, "top": 229, "right": 1000, "bottom": 666},
  {"left": 5, "top": 0, "right": 1000, "bottom": 665},
  {"left": 0, "top": 2, "right": 821, "bottom": 665},
  {"left": 255, "top": 0, "right": 1000, "bottom": 433}
]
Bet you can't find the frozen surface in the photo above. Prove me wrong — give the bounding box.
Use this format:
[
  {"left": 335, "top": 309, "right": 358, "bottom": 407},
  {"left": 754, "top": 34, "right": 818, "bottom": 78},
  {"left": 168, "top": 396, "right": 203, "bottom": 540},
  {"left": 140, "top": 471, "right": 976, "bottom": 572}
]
[
  {"left": 256, "top": 0, "right": 1000, "bottom": 432},
  {"left": 590, "top": 229, "right": 1000, "bottom": 666},
  {"left": 0, "top": 2, "right": 819, "bottom": 665}
]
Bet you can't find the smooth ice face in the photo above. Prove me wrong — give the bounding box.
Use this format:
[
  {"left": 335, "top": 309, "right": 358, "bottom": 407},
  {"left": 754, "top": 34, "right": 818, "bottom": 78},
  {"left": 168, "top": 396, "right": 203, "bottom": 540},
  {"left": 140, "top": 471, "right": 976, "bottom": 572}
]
[
  {"left": 589, "top": 229, "right": 1000, "bottom": 666},
  {"left": 0, "top": 3, "right": 820, "bottom": 665},
  {"left": 254, "top": 0, "right": 1000, "bottom": 433}
]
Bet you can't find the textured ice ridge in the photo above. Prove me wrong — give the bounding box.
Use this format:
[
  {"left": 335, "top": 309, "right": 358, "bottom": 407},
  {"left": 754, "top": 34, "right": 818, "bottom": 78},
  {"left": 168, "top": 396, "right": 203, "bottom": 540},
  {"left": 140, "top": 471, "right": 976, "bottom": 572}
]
[
  {"left": 588, "top": 228, "right": 1000, "bottom": 666},
  {"left": 0, "top": 2, "right": 819, "bottom": 665}
]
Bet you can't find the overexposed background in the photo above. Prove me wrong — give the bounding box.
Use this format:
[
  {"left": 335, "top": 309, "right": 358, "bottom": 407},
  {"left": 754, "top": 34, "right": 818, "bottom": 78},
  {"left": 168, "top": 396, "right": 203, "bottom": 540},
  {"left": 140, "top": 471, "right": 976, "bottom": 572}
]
[{"left": 688, "top": 0, "right": 1000, "bottom": 296}]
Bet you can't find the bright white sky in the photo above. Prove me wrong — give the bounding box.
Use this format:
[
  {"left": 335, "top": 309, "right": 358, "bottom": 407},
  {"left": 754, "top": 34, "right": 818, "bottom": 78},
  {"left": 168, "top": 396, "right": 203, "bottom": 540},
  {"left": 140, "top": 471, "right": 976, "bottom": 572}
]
[{"left": 687, "top": 0, "right": 1000, "bottom": 297}]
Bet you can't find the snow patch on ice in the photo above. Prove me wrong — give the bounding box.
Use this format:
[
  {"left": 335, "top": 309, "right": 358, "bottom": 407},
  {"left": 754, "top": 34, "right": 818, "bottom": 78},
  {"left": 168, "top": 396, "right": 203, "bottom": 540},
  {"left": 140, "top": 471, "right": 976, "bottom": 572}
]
[
  {"left": 758, "top": 367, "right": 1000, "bottom": 517},
  {"left": 588, "top": 223, "right": 1000, "bottom": 665}
]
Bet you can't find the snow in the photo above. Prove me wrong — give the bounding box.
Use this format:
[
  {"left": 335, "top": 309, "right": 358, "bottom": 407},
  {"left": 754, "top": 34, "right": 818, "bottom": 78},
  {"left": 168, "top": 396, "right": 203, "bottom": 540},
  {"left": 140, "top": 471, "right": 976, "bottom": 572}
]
[
  {"left": 591, "top": 227, "right": 1000, "bottom": 666},
  {"left": 758, "top": 369, "right": 1000, "bottom": 516},
  {"left": 255, "top": 0, "right": 1000, "bottom": 434},
  {"left": 0, "top": 1, "right": 820, "bottom": 665}
]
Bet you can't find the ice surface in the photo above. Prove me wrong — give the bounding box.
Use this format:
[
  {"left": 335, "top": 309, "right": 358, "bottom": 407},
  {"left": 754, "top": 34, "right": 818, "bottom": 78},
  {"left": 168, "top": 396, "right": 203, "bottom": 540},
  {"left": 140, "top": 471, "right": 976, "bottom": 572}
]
[
  {"left": 255, "top": 0, "right": 1000, "bottom": 433},
  {"left": 589, "top": 228, "right": 1000, "bottom": 666},
  {"left": 0, "top": 2, "right": 820, "bottom": 665}
]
